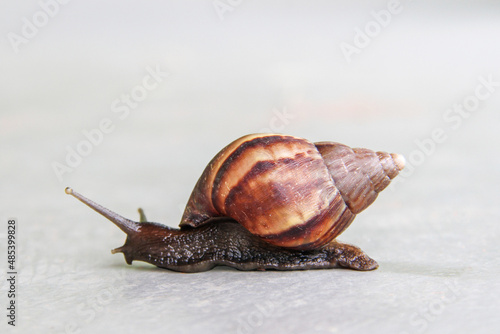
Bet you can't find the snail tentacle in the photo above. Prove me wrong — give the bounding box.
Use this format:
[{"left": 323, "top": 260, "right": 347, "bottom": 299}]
[{"left": 138, "top": 208, "right": 147, "bottom": 223}]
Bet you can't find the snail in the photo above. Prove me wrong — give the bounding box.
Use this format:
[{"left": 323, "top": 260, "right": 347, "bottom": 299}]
[{"left": 66, "top": 133, "right": 405, "bottom": 272}]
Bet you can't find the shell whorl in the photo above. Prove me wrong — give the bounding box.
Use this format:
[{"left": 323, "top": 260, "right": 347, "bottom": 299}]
[
  {"left": 180, "top": 134, "right": 404, "bottom": 250},
  {"left": 315, "top": 142, "right": 405, "bottom": 214}
]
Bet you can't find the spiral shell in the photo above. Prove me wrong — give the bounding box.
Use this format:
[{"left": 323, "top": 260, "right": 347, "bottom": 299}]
[{"left": 180, "top": 134, "right": 404, "bottom": 250}]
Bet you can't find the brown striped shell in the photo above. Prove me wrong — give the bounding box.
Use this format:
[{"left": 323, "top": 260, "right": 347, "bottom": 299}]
[{"left": 180, "top": 134, "right": 405, "bottom": 250}]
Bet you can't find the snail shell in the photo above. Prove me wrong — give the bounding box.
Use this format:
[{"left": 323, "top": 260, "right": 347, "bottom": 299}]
[{"left": 180, "top": 134, "right": 404, "bottom": 250}]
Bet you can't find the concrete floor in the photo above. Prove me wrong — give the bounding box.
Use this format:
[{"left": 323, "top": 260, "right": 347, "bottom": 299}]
[{"left": 2, "top": 1, "right": 500, "bottom": 333}]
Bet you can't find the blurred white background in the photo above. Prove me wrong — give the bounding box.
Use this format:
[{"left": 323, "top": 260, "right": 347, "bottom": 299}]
[{"left": 1, "top": 1, "right": 500, "bottom": 333}]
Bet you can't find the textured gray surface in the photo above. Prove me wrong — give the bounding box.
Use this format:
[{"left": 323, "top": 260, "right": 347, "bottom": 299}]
[{"left": 2, "top": 1, "right": 500, "bottom": 333}]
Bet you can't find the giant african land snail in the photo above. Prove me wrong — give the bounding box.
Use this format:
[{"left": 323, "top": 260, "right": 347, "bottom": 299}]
[{"left": 66, "top": 134, "right": 405, "bottom": 272}]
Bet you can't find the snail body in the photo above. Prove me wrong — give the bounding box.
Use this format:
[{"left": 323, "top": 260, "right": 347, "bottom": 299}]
[{"left": 66, "top": 133, "right": 405, "bottom": 272}]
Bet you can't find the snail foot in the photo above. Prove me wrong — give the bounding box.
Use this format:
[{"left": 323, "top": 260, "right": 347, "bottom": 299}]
[{"left": 327, "top": 241, "right": 379, "bottom": 271}]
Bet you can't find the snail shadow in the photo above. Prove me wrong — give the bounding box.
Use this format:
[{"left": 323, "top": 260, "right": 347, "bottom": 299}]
[
  {"left": 108, "top": 261, "right": 381, "bottom": 275},
  {"left": 380, "top": 261, "right": 468, "bottom": 278}
]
